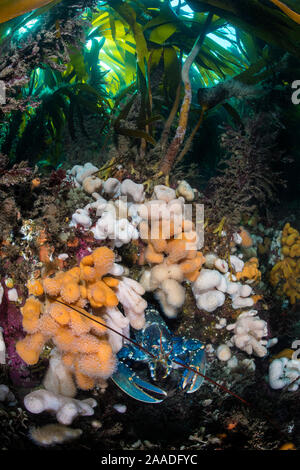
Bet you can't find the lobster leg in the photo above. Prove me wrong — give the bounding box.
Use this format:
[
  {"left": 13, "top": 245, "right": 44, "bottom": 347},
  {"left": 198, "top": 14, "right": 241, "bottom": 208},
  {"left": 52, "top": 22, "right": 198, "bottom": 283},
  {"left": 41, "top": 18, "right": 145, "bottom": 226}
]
[{"left": 180, "top": 346, "right": 206, "bottom": 394}]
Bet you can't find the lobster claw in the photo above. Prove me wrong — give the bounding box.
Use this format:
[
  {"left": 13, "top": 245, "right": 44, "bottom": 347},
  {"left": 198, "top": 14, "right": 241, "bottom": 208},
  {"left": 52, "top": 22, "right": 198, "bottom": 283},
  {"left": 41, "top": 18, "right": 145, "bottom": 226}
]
[
  {"left": 180, "top": 348, "right": 206, "bottom": 394},
  {"left": 111, "top": 362, "right": 167, "bottom": 404}
]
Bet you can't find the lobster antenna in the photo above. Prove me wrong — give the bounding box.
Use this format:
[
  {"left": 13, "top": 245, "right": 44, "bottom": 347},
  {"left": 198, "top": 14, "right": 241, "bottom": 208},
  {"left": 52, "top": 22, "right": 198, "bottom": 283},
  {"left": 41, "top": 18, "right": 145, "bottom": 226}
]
[{"left": 172, "top": 358, "right": 250, "bottom": 405}]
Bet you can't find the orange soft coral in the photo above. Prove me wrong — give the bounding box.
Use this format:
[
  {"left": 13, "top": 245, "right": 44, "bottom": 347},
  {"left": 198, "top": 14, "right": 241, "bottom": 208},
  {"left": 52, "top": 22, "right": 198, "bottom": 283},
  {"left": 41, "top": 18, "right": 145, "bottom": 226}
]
[
  {"left": 43, "top": 276, "right": 63, "bottom": 297},
  {"left": 139, "top": 214, "right": 205, "bottom": 319},
  {"left": 27, "top": 279, "right": 44, "bottom": 297},
  {"left": 60, "top": 281, "right": 81, "bottom": 304},
  {"left": 74, "top": 366, "right": 96, "bottom": 390},
  {"left": 103, "top": 277, "right": 119, "bottom": 288},
  {"left": 86, "top": 283, "right": 105, "bottom": 308},
  {"left": 49, "top": 303, "right": 71, "bottom": 326},
  {"left": 16, "top": 332, "right": 46, "bottom": 365},
  {"left": 16, "top": 247, "right": 121, "bottom": 391},
  {"left": 165, "top": 239, "right": 189, "bottom": 264},
  {"left": 76, "top": 342, "right": 115, "bottom": 380},
  {"left": 38, "top": 314, "right": 59, "bottom": 338},
  {"left": 236, "top": 257, "right": 261, "bottom": 283},
  {"left": 151, "top": 238, "right": 168, "bottom": 254},
  {"left": 179, "top": 252, "right": 206, "bottom": 282},
  {"left": 141, "top": 216, "right": 204, "bottom": 282},
  {"left": 145, "top": 243, "right": 164, "bottom": 264},
  {"left": 239, "top": 226, "right": 253, "bottom": 248},
  {"left": 92, "top": 247, "right": 115, "bottom": 277},
  {"left": 80, "top": 265, "right": 97, "bottom": 282},
  {"left": 149, "top": 222, "right": 168, "bottom": 253},
  {"left": 281, "top": 223, "right": 300, "bottom": 258},
  {"left": 21, "top": 297, "right": 42, "bottom": 333}
]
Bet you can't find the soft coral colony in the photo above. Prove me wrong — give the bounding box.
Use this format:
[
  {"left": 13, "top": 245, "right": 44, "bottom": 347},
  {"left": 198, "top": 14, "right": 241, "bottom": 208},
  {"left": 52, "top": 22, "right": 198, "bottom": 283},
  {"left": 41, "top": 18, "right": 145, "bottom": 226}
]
[
  {"left": 270, "top": 223, "right": 300, "bottom": 304},
  {"left": 17, "top": 246, "right": 147, "bottom": 392}
]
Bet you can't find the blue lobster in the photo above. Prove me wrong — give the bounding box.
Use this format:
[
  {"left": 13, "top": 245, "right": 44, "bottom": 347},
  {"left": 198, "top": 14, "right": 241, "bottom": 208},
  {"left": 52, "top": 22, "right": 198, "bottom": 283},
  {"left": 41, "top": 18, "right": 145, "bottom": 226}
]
[{"left": 111, "top": 307, "right": 206, "bottom": 403}]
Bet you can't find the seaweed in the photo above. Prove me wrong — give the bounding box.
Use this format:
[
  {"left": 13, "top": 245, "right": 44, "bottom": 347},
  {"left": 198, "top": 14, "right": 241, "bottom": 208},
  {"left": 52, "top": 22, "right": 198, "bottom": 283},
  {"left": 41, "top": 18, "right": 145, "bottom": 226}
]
[{"left": 204, "top": 112, "right": 287, "bottom": 224}]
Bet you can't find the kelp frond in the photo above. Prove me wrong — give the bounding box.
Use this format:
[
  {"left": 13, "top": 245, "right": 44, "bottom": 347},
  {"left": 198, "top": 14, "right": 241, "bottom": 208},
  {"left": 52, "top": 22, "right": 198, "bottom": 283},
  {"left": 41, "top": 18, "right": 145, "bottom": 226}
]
[
  {"left": 269, "top": 0, "right": 300, "bottom": 24},
  {"left": 0, "top": 0, "right": 61, "bottom": 24}
]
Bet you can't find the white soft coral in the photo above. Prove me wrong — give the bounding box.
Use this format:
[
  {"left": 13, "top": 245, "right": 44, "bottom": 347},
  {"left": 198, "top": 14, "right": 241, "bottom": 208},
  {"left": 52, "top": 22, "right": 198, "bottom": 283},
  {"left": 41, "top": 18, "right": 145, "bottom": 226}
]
[
  {"left": 24, "top": 389, "right": 97, "bottom": 425},
  {"left": 140, "top": 263, "right": 185, "bottom": 318},
  {"left": 269, "top": 358, "right": 300, "bottom": 391},
  {"left": 73, "top": 202, "right": 139, "bottom": 248},
  {"left": 43, "top": 349, "right": 77, "bottom": 398},
  {"left": 115, "top": 277, "right": 147, "bottom": 330},
  {"left": 227, "top": 310, "right": 268, "bottom": 357},
  {"left": 104, "top": 307, "right": 130, "bottom": 353},
  {"left": 192, "top": 269, "right": 254, "bottom": 313}
]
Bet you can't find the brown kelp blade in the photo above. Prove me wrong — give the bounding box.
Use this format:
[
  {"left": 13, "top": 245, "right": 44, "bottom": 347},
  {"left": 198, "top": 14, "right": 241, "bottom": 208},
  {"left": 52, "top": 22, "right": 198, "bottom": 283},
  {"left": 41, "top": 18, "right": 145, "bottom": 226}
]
[
  {"left": 0, "top": 0, "right": 62, "bottom": 24},
  {"left": 269, "top": 0, "right": 300, "bottom": 24}
]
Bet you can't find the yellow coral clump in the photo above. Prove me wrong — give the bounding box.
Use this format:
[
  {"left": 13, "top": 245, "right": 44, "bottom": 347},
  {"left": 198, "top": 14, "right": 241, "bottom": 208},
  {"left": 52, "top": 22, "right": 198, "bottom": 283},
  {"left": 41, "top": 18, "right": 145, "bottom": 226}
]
[
  {"left": 270, "top": 223, "right": 300, "bottom": 304},
  {"left": 16, "top": 247, "right": 119, "bottom": 390}
]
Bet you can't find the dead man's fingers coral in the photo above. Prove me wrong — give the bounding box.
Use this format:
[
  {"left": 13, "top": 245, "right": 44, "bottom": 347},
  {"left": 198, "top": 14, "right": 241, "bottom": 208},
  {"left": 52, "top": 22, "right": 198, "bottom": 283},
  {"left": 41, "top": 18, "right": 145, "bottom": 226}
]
[{"left": 24, "top": 389, "right": 97, "bottom": 425}]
